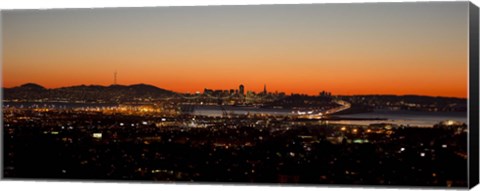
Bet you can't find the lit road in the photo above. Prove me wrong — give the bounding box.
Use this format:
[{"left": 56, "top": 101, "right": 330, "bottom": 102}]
[{"left": 296, "top": 99, "right": 351, "bottom": 119}]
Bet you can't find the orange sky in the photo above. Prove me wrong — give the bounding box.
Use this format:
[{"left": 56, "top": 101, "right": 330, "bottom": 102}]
[{"left": 2, "top": 3, "right": 469, "bottom": 98}]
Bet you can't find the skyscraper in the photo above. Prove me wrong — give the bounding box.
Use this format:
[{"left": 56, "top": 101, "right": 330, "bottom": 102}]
[
  {"left": 239, "top": 84, "right": 245, "bottom": 95},
  {"left": 264, "top": 84, "right": 267, "bottom": 94}
]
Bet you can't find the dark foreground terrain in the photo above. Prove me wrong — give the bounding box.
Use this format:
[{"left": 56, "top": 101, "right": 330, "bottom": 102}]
[{"left": 3, "top": 108, "right": 468, "bottom": 188}]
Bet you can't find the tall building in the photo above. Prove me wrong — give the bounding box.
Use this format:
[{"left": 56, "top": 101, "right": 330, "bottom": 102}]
[
  {"left": 239, "top": 84, "right": 245, "bottom": 95},
  {"left": 319, "top": 90, "right": 332, "bottom": 97},
  {"left": 263, "top": 84, "right": 267, "bottom": 94}
]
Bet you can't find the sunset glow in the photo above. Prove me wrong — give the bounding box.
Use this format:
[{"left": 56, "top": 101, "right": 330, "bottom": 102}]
[{"left": 2, "top": 3, "right": 469, "bottom": 98}]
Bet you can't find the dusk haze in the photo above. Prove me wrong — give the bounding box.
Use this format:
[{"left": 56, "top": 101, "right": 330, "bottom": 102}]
[{"left": 3, "top": 2, "right": 468, "bottom": 98}]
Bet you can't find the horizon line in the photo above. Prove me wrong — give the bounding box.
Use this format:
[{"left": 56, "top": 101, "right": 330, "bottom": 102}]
[{"left": 2, "top": 82, "right": 468, "bottom": 99}]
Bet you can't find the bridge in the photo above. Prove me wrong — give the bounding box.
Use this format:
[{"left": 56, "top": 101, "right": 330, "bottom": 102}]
[{"left": 295, "top": 99, "right": 351, "bottom": 119}]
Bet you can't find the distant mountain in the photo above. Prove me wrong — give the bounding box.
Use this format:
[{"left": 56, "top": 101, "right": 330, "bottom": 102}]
[
  {"left": 337, "top": 94, "right": 467, "bottom": 113},
  {"left": 3, "top": 83, "right": 177, "bottom": 103},
  {"left": 19, "top": 83, "right": 46, "bottom": 90},
  {"left": 349, "top": 94, "right": 465, "bottom": 100}
]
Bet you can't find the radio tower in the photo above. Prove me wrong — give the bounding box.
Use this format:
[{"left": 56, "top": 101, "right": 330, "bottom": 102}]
[{"left": 113, "top": 70, "right": 117, "bottom": 85}]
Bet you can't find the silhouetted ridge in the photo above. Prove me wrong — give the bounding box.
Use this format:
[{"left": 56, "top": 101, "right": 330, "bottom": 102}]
[
  {"left": 3, "top": 83, "right": 176, "bottom": 103},
  {"left": 19, "top": 83, "right": 46, "bottom": 90}
]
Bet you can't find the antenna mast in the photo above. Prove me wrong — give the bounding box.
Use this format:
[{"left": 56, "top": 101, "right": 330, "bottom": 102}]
[{"left": 114, "top": 70, "right": 117, "bottom": 85}]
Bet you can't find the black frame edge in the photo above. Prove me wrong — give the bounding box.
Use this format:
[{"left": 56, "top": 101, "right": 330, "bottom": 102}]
[
  {"left": 0, "top": 10, "right": 4, "bottom": 181},
  {"left": 469, "top": 1, "right": 479, "bottom": 189}
]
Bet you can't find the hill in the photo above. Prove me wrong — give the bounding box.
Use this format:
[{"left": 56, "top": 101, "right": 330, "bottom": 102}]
[{"left": 3, "top": 83, "right": 177, "bottom": 103}]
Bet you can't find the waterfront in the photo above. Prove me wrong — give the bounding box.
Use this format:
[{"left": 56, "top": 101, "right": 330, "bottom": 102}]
[
  {"left": 3, "top": 102, "right": 467, "bottom": 127},
  {"left": 331, "top": 110, "right": 467, "bottom": 127},
  {"left": 193, "top": 106, "right": 466, "bottom": 127},
  {"left": 2, "top": 102, "right": 119, "bottom": 109},
  {"left": 192, "top": 105, "right": 292, "bottom": 116}
]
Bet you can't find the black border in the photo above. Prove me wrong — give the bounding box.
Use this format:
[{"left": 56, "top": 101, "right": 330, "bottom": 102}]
[{"left": 469, "top": 1, "right": 479, "bottom": 189}]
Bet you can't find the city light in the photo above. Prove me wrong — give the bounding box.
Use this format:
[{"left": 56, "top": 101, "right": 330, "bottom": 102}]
[
  {"left": 2, "top": 83, "right": 469, "bottom": 186},
  {"left": 92, "top": 133, "right": 102, "bottom": 139}
]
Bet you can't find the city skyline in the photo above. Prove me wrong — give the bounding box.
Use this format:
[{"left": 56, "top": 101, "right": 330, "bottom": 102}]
[
  {"left": 3, "top": 2, "right": 469, "bottom": 98},
  {"left": 2, "top": 81, "right": 469, "bottom": 99}
]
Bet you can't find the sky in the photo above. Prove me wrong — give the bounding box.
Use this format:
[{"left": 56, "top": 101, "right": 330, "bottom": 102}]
[{"left": 2, "top": 2, "right": 469, "bottom": 98}]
